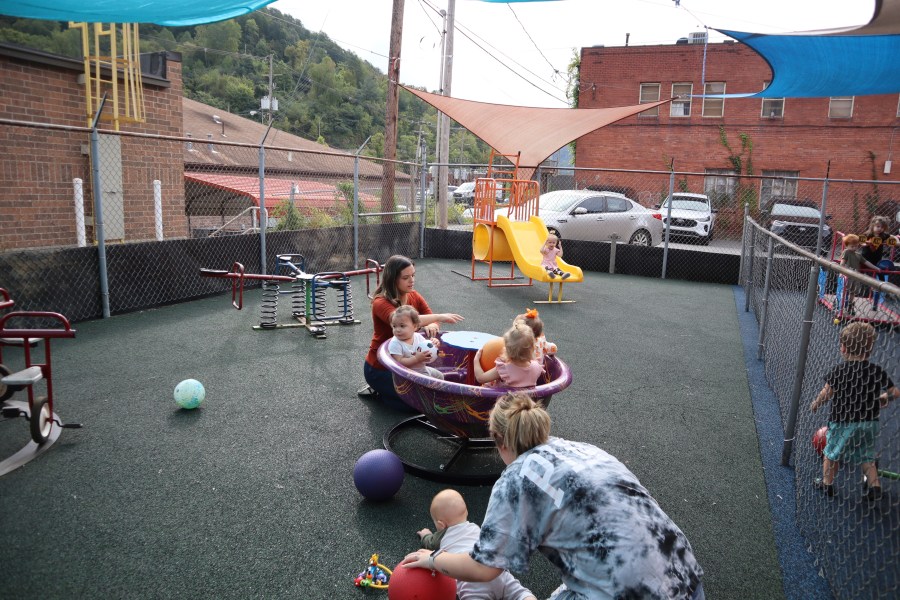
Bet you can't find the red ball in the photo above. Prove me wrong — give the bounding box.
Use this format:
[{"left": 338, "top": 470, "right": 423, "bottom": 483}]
[
  {"left": 812, "top": 426, "right": 828, "bottom": 456},
  {"left": 388, "top": 562, "right": 456, "bottom": 600}
]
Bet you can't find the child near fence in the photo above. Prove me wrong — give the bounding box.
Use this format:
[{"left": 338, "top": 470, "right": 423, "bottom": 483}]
[{"left": 810, "top": 322, "right": 899, "bottom": 500}]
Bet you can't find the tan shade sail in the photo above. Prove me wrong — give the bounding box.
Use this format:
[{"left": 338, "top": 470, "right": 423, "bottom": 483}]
[{"left": 402, "top": 86, "right": 670, "bottom": 172}]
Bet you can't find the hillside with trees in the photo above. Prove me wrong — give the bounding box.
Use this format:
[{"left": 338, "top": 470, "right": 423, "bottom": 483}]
[{"left": 0, "top": 7, "right": 491, "bottom": 163}]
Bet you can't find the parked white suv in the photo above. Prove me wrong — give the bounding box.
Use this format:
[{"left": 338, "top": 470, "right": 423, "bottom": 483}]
[{"left": 656, "top": 193, "right": 716, "bottom": 245}]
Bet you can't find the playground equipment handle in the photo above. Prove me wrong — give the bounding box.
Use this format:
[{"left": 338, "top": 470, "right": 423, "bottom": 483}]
[
  {"left": 0, "top": 311, "right": 76, "bottom": 339},
  {"left": 0, "top": 288, "right": 13, "bottom": 311}
]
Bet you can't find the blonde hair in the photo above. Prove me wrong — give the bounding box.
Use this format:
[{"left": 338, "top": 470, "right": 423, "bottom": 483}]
[
  {"left": 517, "top": 308, "right": 543, "bottom": 338},
  {"left": 843, "top": 233, "right": 861, "bottom": 247},
  {"left": 503, "top": 321, "right": 536, "bottom": 363},
  {"left": 489, "top": 392, "right": 551, "bottom": 456},
  {"left": 840, "top": 322, "right": 876, "bottom": 358},
  {"left": 390, "top": 305, "right": 420, "bottom": 327},
  {"left": 545, "top": 233, "right": 559, "bottom": 245}
]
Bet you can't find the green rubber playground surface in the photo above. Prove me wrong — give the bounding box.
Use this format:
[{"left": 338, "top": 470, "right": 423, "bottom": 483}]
[{"left": 0, "top": 259, "right": 782, "bottom": 599}]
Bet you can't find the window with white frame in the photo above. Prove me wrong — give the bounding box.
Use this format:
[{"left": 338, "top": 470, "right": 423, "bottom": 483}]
[
  {"left": 896, "top": 94, "right": 900, "bottom": 117},
  {"left": 761, "top": 82, "right": 783, "bottom": 118},
  {"left": 670, "top": 83, "right": 692, "bottom": 117},
  {"left": 702, "top": 82, "right": 725, "bottom": 117},
  {"left": 639, "top": 83, "right": 661, "bottom": 117},
  {"left": 704, "top": 169, "right": 737, "bottom": 206},
  {"left": 829, "top": 96, "right": 854, "bottom": 118},
  {"left": 760, "top": 170, "right": 799, "bottom": 210}
]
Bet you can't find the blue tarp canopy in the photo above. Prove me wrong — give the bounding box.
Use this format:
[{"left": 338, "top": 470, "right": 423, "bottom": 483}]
[
  {"left": 0, "top": 0, "right": 276, "bottom": 26},
  {"left": 716, "top": 0, "right": 900, "bottom": 98}
]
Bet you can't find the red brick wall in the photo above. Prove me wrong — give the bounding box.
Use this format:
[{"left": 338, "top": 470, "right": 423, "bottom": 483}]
[
  {"left": 576, "top": 42, "right": 900, "bottom": 224},
  {"left": 0, "top": 50, "right": 187, "bottom": 251}
]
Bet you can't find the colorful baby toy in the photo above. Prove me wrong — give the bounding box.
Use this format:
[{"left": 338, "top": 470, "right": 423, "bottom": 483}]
[{"left": 354, "top": 553, "right": 392, "bottom": 589}]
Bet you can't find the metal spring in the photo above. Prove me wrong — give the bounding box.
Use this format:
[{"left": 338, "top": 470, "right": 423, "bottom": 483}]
[
  {"left": 290, "top": 279, "right": 306, "bottom": 318},
  {"left": 259, "top": 280, "right": 279, "bottom": 329},
  {"left": 337, "top": 281, "right": 354, "bottom": 320},
  {"left": 314, "top": 286, "right": 328, "bottom": 320}
]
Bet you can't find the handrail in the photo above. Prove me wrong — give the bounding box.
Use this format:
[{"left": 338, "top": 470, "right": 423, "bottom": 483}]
[
  {"left": 747, "top": 218, "right": 900, "bottom": 296},
  {"left": 208, "top": 206, "right": 268, "bottom": 237}
]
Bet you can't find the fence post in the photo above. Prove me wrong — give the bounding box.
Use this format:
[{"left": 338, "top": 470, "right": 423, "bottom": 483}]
[
  {"left": 781, "top": 259, "right": 821, "bottom": 466},
  {"left": 738, "top": 202, "right": 750, "bottom": 282},
  {"left": 73, "top": 178, "right": 86, "bottom": 247},
  {"left": 258, "top": 122, "right": 275, "bottom": 275},
  {"left": 153, "top": 180, "right": 163, "bottom": 241},
  {"left": 661, "top": 169, "right": 675, "bottom": 279},
  {"left": 90, "top": 93, "right": 110, "bottom": 318},
  {"left": 419, "top": 151, "right": 427, "bottom": 259},
  {"left": 780, "top": 176, "right": 830, "bottom": 465},
  {"left": 609, "top": 234, "right": 619, "bottom": 273},
  {"left": 756, "top": 235, "right": 775, "bottom": 360},
  {"left": 353, "top": 136, "right": 371, "bottom": 270},
  {"left": 743, "top": 223, "right": 756, "bottom": 313}
]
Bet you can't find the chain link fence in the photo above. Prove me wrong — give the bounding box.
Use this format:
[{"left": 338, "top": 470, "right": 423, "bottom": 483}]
[
  {"left": 0, "top": 121, "right": 423, "bottom": 321},
  {"left": 741, "top": 218, "right": 899, "bottom": 598}
]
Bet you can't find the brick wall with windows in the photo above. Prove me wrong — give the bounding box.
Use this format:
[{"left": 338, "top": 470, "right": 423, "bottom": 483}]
[
  {"left": 577, "top": 42, "right": 900, "bottom": 215},
  {"left": 0, "top": 45, "right": 186, "bottom": 250}
]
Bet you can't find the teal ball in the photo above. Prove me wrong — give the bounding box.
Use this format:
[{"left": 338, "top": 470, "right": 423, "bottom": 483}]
[{"left": 174, "top": 379, "right": 205, "bottom": 409}]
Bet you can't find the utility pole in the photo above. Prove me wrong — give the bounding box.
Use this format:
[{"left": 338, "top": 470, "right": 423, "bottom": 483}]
[
  {"left": 382, "top": 0, "right": 404, "bottom": 223},
  {"left": 436, "top": 0, "right": 455, "bottom": 229}
]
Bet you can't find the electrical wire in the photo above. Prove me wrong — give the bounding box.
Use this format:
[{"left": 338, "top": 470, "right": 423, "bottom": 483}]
[{"left": 506, "top": 3, "right": 560, "bottom": 80}]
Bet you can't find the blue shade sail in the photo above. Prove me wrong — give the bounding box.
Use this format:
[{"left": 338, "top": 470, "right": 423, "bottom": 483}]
[
  {"left": 0, "top": 0, "right": 277, "bottom": 26},
  {"left": 717, "top": 28, "right": 900, "bottom": 98}
]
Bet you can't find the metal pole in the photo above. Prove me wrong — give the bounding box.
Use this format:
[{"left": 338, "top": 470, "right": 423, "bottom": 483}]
[
  {"left": 420, "top": 141, "right": 427, "bottom": 258},
  {"left": 437, "top": 0, "right": 456, "bottom": 229},
  {"left": 258, "top": 120, "right": 275, "bottom": 275},
  {"left": 90, "top": 93, "right": 110, "bottom": 318},
  {"left": 661, "top": 169, "right": 675, "bottom": 279},
  {"left": 353, "top": 136, "right": 371, "bottom": 269},
  {"left": 744, "top": 224, "right": 756, "bottom": 313},
  {"left": 756, "top": 235, "right": 775, "bottom": 360},
  {"left": 781, "top": 259, "right": 821, "bottom": 466},
  {"left": 738, "top": 202, "right": 750, "bottom": 282},
  {"left": 781, "top": 172, "right": 830, "bottom": 465}
]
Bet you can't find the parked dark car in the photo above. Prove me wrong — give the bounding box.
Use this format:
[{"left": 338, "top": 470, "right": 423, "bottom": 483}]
[{"left": 762, "top": 199, "right": 832, "bottom": 253}]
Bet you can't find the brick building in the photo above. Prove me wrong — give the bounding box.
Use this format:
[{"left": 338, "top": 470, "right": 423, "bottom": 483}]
[
  {"left": 575, "top": 40, "right": 900, "bottom": 226},
  {"left": 0, "top": 43, "right": 186, "bottom": 251}
]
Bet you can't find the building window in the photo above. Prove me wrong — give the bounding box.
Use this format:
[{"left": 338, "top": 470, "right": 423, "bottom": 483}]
[
  {"left": 639, "top": 83, "right": 660, "bottom": 117},
  {"left": 761, "top": 82, "right": 783, "bottom": 119},
  {"left": 829, "top": 96, "right": 854, "bottom": 118},
  {"left": 704, "top": 169, "right": 736, "bottom": 206},
  {"left": 702, "top": 82, "right": 725, "bottom": 117},
  {"left": 896, "top": 94, "right": 900, "bottom": 117},
  {"left": 670, "top": 83, "right": 692, "bottom": 117},
  {"left": 760, "top": 170, "right": 799, "bottom": 210}
]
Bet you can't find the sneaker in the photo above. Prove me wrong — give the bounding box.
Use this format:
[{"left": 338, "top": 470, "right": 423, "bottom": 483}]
[
  {"left": 561, "top": 272, "right": 571, "bottom": 280},
  {"left": 814, "top": 478, "right": 835, "bottom": 496},
  {"left": 864, "top": 483, "right": 883, "bottom": 501},
  {"left": 357, "top": 384, "right": 378, "bottom": 399}
]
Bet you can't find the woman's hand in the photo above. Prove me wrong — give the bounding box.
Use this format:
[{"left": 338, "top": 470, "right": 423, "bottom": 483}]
[{"left": 439, "top": 313, "right": 465, "bottom": 324}]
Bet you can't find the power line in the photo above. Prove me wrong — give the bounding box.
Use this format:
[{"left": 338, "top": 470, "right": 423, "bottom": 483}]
[{"left": 506, "top": 3, "right": 561, "bottom": 80}]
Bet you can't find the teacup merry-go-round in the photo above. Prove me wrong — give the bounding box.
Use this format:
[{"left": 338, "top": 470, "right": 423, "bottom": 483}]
[{"left": 378, "top": 332, "right": 572, "bottom": 484}]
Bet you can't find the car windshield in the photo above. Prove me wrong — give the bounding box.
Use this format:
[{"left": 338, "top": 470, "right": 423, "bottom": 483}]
[
  {"left": 538, "top": 191, "right": 582, "bottom": 212},
  {"left": 771, "top": 203, "right": 821, "bottom": 219},
  {"left": 662, "top": 198, "right": 708, "bottom": 212}
]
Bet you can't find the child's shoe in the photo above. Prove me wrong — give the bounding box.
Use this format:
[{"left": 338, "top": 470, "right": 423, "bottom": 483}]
[
  {"left": 863, "top": 481, "right": 883, "bottom": 501},
  {"left": 561, "top": 271, "right": 571, "bottom": 280},
  {"left": 814, "top": 478, "right": 835, "bottom": 496}
]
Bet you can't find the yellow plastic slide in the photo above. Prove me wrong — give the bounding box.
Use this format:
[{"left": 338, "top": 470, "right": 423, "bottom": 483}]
[{"left": 474, "top": 215, "right": 583, "bottom": 283}]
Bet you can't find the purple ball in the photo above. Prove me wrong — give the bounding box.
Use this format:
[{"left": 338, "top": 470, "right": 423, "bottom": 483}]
[{"left": 353, "top": 449, "right": 405, "bottom": 501}]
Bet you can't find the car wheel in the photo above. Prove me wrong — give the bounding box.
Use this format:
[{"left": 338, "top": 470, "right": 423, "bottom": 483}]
[
  {"left": 548, "top": 227, "right": 562, "bottom": 239},
  {"left": 628, "top": 229, "right": 652, "bottom": 246}
]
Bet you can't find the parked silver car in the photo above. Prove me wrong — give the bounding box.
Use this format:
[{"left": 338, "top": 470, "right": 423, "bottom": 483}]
[{"left": 503, "top": 190, "right": 663, "bottom": 246}]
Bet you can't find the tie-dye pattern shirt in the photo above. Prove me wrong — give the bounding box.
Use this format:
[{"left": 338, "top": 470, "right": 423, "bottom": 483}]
[{"left": 471, "top": 437, "right": 703, "bottom": 600}]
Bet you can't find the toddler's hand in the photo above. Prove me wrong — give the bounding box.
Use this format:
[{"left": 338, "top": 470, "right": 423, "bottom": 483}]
[{"left": 416, "top": 528, "right": 432, "bottom": 539}]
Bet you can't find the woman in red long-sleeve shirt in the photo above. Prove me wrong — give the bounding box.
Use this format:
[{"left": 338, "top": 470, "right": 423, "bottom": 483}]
[{"left": 359, "top": 255, "right": 464, "bottom": 409}]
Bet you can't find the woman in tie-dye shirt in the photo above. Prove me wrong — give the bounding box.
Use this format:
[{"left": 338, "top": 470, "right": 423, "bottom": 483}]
[{"left": 401, "top": 393, "right": 704, "bottom": 600}]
